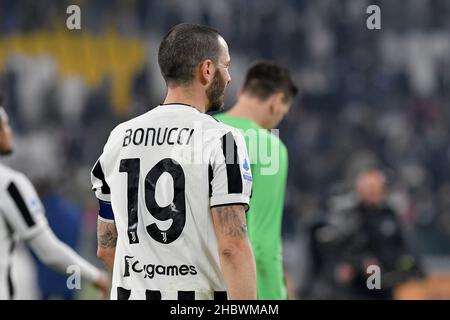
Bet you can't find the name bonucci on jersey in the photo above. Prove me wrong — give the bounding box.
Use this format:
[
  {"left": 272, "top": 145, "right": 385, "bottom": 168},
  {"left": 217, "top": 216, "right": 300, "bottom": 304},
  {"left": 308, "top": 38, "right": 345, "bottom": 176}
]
[{"left": 91, "top": 104, "right": 253, "bottom": 300}]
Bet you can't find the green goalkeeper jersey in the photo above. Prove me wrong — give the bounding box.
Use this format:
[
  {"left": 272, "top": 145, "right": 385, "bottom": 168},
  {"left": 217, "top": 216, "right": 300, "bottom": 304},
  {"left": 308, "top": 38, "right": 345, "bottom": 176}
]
[{"left": 214, "top": 113, "right": 288, "bottom": 300}]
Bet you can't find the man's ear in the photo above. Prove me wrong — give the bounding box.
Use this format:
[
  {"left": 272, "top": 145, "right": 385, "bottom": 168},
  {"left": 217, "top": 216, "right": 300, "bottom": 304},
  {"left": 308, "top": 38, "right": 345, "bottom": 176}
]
[
  {"left": 269, "top": 92, "right": 284, "bottom": 114},
  {"left": 268, "top": 94, "right": 278, "bottom": 115},
  {"left": 273, "top": 92, "right": 285, "bottom": 105},
  {"left": 198, "top": 59, "right": 215, "bottom": 86},
  {"left": 268, "top": 100, "right": 275, "bottom": 115}
]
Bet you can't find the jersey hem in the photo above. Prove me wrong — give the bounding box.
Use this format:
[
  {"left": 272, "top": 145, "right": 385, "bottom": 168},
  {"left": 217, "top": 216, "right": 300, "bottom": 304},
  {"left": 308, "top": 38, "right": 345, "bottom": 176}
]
[{"left": 98, "top": 216, "right": 115, "bottom": 224}]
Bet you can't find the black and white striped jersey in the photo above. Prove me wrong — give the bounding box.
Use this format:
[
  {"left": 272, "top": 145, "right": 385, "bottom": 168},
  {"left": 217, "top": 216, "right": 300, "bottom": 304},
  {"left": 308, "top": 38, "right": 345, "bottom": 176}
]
[
  {"left": 91, "top": 103, "right": 253, "bottom": 300},
  {"left": 0, "top": 164, "right": 47, "bottom": 299}
]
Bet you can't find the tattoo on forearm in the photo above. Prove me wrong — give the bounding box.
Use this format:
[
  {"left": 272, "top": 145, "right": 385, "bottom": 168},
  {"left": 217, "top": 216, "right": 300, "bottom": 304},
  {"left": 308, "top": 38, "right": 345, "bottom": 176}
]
[
  {"left": 214, "top": 205, "right": 248, "bottom": 239},
  {"left": 98, "top": 222, "right": 118, "bottom": 248}
]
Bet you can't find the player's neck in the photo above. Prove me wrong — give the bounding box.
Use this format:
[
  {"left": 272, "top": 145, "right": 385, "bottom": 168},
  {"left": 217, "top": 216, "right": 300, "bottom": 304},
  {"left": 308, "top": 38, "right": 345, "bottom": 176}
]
[{"left": 163, "top": 85, "right": 207, "bottom": 113}]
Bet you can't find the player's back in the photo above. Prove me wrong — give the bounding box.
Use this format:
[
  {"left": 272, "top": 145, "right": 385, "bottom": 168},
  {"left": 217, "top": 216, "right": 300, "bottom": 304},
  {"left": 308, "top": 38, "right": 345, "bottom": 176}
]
[{"left": 92, "top": 104, "right": 252, "bottom": 300}]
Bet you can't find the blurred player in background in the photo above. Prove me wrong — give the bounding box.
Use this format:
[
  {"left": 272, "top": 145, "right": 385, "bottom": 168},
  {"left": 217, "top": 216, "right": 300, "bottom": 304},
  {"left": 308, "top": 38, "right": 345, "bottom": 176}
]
[
  {"left": 92, "top": 23, "right": 256, "bottom": 300},
  {"left": 215, "top": 61, "right": 298, "bottom": 299},
  {"left": 0, "top": 104, "right": 109, "bottom": 300}
]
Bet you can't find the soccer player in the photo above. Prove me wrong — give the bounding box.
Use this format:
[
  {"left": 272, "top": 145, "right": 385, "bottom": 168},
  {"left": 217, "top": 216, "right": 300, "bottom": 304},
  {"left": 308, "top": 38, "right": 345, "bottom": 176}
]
[
  {"left": 215, "top": 61, "right": 298, "bottom": 299},
  {"left": 92, "top": 23, "right": 256, "bottom": 300},
  {"left": 0, "top": 106, "right": 109, "bottom": 300}
]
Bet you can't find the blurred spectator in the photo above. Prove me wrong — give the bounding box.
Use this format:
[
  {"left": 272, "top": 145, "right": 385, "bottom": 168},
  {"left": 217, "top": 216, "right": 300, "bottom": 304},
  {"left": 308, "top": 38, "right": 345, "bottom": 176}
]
[{"left": 302, "top": 169, "right": 424, "bottom": 299}]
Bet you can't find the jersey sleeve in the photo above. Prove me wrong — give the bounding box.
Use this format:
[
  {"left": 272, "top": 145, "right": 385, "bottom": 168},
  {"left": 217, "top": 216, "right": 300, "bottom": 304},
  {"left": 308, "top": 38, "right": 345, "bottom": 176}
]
[
  {"left": 91, "top": 157, "right": 111, "bottom": 203},
  {"left": 209, "top": 129, "right": 253, "bottom": 211},
  {"left": 2, "top": 172, "right": 48, "bottom": 240},
  {"left": 91, "top": 133, "right": 115, "bottom": 223}
]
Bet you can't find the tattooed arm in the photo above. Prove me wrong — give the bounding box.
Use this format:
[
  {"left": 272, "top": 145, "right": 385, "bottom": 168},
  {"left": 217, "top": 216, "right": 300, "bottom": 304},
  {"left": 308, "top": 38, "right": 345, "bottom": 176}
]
[
  {"left": 97, "top": 220, "right": 117, "bottom": 272},
  {"left": 211, "top": 204, "right": 257, "bottom": 300}
]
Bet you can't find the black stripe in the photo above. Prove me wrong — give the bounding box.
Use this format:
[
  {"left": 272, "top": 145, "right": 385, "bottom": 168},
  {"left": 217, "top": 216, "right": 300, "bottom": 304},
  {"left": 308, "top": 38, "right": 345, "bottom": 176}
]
[
  {"left": 221, "top": 132, "right": 243, "bottom": 194},
  {"left": 117, "top": 287, "right": 131, "bottom": 300},
  {"left": 177, "top": 291, "right": 195, "bottom": 300},
  {"left": 92, "top": 160, "right": 111, "bottom": 194},
  {"left": 210, "top": 202, "right": 250, "bottom": 213},
  {"left": 214, "top": 291, "right": 228, "bottom": 301},
  {"left": 7, "top": 182, "right": 35, "bottom": 227},
  {"left": 145, "top": 290, "right": 162, "bottom": 300},
  {"left": 7, "top": 242, "right": 15, "bottom": 300},
  {"left": 208, "top": 164, "right": 213, "bottom": 197}
]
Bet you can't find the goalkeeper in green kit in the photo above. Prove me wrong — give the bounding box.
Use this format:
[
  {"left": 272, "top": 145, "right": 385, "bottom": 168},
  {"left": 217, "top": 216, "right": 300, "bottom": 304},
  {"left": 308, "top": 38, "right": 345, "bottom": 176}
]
[{"left": 215, "top": 61, "right": 298, "bottom": 299}]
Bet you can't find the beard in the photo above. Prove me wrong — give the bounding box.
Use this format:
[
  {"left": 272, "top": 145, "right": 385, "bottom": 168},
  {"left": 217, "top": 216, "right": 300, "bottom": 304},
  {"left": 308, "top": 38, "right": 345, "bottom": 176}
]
[
  {"left": 0, "top": 148, "right": 13, "bottom": 156},
  {"left": 206, "top": 70, "right": 227, "bottom": 113}
]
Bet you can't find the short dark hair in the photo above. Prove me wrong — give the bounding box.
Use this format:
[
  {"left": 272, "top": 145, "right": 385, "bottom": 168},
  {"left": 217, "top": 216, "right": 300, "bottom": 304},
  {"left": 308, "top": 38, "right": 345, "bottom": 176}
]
[
  {"left": 242, "top": 61, "right": 298, "bottom": 102},
  {"left": 158, "top": 23, "right": 222, "bottom": 85}
]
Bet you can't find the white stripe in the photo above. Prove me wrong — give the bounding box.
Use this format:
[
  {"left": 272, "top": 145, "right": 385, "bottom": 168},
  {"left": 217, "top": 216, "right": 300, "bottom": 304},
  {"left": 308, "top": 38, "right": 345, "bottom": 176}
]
[{"left": 97, "top": 216, "right": 115, "bottom": 224}]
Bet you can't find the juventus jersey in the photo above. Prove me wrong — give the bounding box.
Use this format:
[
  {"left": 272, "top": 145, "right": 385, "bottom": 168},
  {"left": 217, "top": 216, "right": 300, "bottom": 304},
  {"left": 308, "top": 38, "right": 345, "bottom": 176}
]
[
  {"left": 91, "top": 103, "right": 253, "bottom": 300},
  {"left": 0, "top": 164, "right": 47, "bottom": 299}
]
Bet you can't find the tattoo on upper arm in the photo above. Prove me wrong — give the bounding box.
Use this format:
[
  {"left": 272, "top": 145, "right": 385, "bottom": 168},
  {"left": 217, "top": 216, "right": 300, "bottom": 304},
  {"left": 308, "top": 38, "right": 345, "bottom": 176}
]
[
  {"left": 98, "top": 222, "right": 118, "bottom": 248},
  {"left": 213, "top": 205, "right": 248, "bottom": 239}
]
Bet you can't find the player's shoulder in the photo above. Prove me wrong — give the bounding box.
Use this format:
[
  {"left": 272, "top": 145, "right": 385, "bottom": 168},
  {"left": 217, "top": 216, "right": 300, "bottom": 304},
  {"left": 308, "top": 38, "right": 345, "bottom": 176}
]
[
  {"left": 0, "top": 163, "right": 30, "bottom": 189},
  {"left": 110, "top": 111, "right": 150, "bottom": 134},
  {"left": 0, "top": 163, "right": 22, "bottom": 180},
  {"left": 103, "top": 108, "right": 158, "bottom": 144}
]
